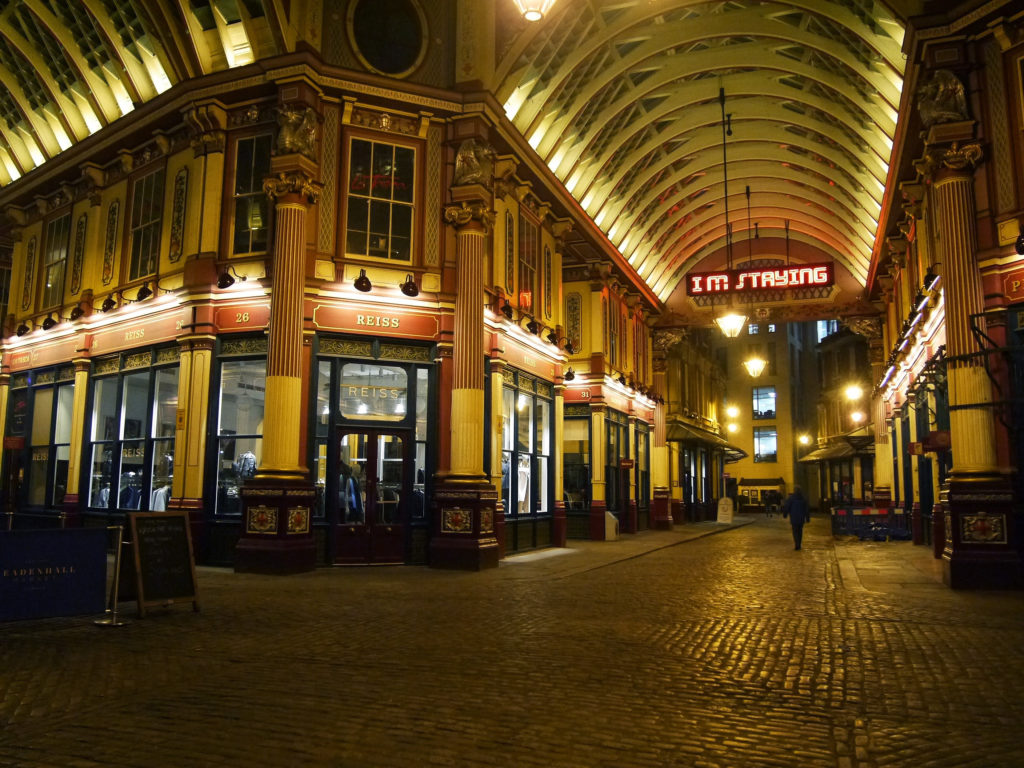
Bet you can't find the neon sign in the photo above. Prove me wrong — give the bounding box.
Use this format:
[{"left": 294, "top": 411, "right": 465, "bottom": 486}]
[{"left": 686, "top": 263, "right": 834, "bottom": 296}]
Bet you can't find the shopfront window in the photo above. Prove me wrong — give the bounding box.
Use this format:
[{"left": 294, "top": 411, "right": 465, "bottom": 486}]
[
  {"left": 25, "top": 379, "right": 73, "bottom": 509},
  {"left": 87, "top": 355, "right": 179, "bottom": 512},
  {"left": 636, "top": 423, "right": 649, "bottom": 511},
  {"left": 314, "top": 353, "right": 431, "bottom": 523},
  {"left": 501, "top": 373, "right": 552, "bottom": 519},
  {"left": 605, "top": 409, "right": 629, "bottom": 514},
  {"left": 215, "top": 358, "right": 266, "bottom": 515},
  {"left": 563, "top": 415, "right": 590, "bottom": 513}
]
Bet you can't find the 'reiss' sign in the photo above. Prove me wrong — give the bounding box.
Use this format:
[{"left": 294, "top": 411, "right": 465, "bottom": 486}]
[{"left": 686, "top": 263, "right": 834, "bottom": 296}]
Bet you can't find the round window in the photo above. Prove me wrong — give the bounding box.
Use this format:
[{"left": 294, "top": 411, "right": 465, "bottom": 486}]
[{"left": 347, "top": 0, "right": 427, "bottom": 78}]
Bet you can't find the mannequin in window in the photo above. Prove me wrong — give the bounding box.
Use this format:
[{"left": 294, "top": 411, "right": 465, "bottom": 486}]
[
  {"left": 235, "top": 450, "right": 257, "bottom": 478},
  {"left": 517, "top": 455, "right": 531, "bottom": 515}
]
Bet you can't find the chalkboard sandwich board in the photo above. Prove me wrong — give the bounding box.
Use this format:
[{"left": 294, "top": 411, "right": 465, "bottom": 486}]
[{"left": 128, "top": 512, "right": 199, "bottom": 618}]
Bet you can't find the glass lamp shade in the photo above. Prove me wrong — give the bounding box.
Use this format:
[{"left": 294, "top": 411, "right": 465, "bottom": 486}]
[
  {"left": 715, "top": 312, "right": 747, "bottom": 338},
  {"left": 513, "top": 0, "right": 557, "bottom": 21},
  {"left": 742, "top": 356, "right": 767, "bottom": 377}
]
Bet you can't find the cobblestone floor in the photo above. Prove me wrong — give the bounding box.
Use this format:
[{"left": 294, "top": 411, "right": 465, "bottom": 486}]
[{"left": 2, "top": 516, "right": 1023, "bottom": 768}]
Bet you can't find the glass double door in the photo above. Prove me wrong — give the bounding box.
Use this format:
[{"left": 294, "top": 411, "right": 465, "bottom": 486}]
[{"left": 334, "top": 430, "right": 409, "bottom": 564}]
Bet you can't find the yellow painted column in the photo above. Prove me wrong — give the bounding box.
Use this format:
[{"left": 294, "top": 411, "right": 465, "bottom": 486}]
[
  {"left": 257, "top": 172, "right": 318, "bottom": 478},
  {"left": 919, "top": 132, "right": 1018, "bottom": 586},
  {"left": 442, "top": 201, "right": 492, "bottom": 480},
  {"left": 235, "top": 157, "right": 319, "bottom": 574},
  {"left": 552, "top": 380, "right": 567, "bottom": 546},
  {"left": 927, "top": 146, "right": 998, "bottom": 476},
  {"left": 172, "top": 336, "right": 214, "bottom": 503},
  {"left": 64, "top": 359, "right": 90, "bottom": 505},
  {"left": 430, "top": 196, "right": 499, "bottom": 570}
]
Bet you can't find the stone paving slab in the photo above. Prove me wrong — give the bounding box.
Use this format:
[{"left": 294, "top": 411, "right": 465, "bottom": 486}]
[{"left": 1, "top": 516, "right": 1023, "bottom": 768}]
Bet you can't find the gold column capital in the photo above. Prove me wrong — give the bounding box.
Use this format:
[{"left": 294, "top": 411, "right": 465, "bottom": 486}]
[
  {"left": 263, "top": 170, "right": 321, "bottom": 204},
  {"left": 916, "top": 141, "right": 983, "bottom": 180},
  {"left": 443, "top": 201, "right": 494, "bottom": 232}
]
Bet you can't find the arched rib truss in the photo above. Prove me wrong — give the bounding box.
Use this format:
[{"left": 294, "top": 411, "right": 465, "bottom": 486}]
[
  {"left": 498, "top": 0, "right": 905, "bottom": 299},
  {"left": 0, "top": 0, "right": 287, "bottom": 186}
]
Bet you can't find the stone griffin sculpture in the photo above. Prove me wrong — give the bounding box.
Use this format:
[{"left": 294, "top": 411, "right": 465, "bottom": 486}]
[
  {"left": 917, "top": 69, "right": 969, "bottom": 128},
  {"left": 453, "top": 138, "right": 495, "bottom": 185},
  {"left": 276, "top": 106, "right": 318, "bottom": 158}
]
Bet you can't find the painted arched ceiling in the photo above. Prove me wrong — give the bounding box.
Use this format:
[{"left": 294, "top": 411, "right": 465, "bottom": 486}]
[
  {"left": 0, "top": 0, "right": 288, "bottom": 187},
  {"left": 495, "top": 0, "right": 906, "bottom": 305}
]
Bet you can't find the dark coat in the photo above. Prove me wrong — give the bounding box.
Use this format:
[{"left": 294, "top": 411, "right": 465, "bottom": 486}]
[{"left": 782, "top": 491, "right": 810, "bottom": 526}]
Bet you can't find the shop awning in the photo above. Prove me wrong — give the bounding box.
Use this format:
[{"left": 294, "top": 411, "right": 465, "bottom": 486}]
[
  {"left": 798, "top": 442, "right": 873, "bottom": 462},
  {"left": 667, "top": 419, "right": 747, "bottom": 462},
  {"left": 737, "top": 477, "right": 785, "bottom": 487}
]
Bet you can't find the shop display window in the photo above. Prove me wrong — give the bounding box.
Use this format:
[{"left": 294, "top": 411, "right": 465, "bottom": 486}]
[
  {"left": 500, "top": 374, "right": 552, "bottom": 519},
  {"left": 215, "top": 358, "right": 265, "bottom": 516},
  {"left": 313, "top": 355, "right": 431, "bottom": 523},
  {"left": 24, "top": 379, "right": 73, "bottom": 509},
  {"left": 87, "top": 357, "right": 178, "bottom": 511},
  {"left": 563, "top": 417, "right": 590, "bottom": 512}
]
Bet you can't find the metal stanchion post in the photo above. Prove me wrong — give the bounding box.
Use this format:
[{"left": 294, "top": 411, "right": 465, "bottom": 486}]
[{"left": 95, "top": 525, "right": 130, "bottom": 627}]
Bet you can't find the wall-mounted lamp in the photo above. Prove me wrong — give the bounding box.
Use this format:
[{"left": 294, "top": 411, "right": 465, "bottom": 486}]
[
  {"left": 546, "top": 330, "right": 558, "bottom": 345},
  {"left": 217, "top": 266, "right": 247, "bottom": 289},
  {"left": 69, "top": 305, "right": 85, "bottom": 321},
  {"left": 15, "top": 322, "right": 30, "bottom": 336},
  {"left": 1016, "top": 226, "right": 1024, "bottom": 256},
  {"left": 500, "top": 299, "right": 514, "bottom": 320},
  {"left": 399, "top": 274, "right": 419, "bottom": 297},
  {"left": 564, "top": 367, "right": 575, "bottom": 382},
  {"left": 101, "top": 295, "right": 117, "bottom": 312},
  {"left": 526, "top": 318, "right": 541, "bottom": 335},
  {"left": 135, "top": 282, "right": 153, "bottom": 302},
  {"left": 617, "top": 374, "right": 626, "bottom": 386},
  {"left": 923, "top": 265, "right": 940, "bottom": 291},
  {"left": 354, "top": 268, "right": 372, "bottom": 292},
  {"left": 41, "top": 315, "right": 57, "bottom": 331}
]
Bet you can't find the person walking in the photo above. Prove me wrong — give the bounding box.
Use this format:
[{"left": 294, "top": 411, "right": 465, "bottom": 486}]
[{"left": 782, "top": 486, "right": 810, "bottom": 550}]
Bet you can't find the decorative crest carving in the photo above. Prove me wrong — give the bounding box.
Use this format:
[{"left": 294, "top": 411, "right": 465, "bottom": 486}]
[
  {"left": 453, "top": 138, "right": 495, "bottom": 186},
  {"left": 653, "top": 327, "right": 687, "bottom": 350},
  {"left": 276, "top": 106, "right": 318, "bottom": 158},
  {"left": 917, "top": 69, "right": 969, "bottom": 128},
  {"left": 843, "top": 316, "right": 883, "bottom": 339}
]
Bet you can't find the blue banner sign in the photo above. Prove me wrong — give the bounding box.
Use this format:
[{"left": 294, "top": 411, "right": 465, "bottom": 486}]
[{"left": 0, "top": 528, "right": 107, "bottom": 622}]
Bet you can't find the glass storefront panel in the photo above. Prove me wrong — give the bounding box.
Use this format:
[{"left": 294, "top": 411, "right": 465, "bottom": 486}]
[
  {"left": 87, "top": 358, "right": 178, "bottom": 512},
  {"left": 27, "top": 388, "right": 53, "bottom": 506},
  {"left": 563, "top": 418, "right": 590, "bottom": 511},
  {"left": 215, "top": 358, "right": 266, "bottom": 515},
  {"left": 500, "top": 377, "right": 552, "bottom": 522}
]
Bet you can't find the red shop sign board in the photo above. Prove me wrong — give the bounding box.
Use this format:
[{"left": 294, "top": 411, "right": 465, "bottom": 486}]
[
  {"left": 501, "top": 335, "right": 557, "bottom": 381},
  {"left": 91, "top": 307, "right": 193, "bottom": 355},
  {"left": 312, "top": 303, "right": 438, "bottom": 340},
  {"left": 214, "top": 302, "right": 270, "bottom": 332},
  {"left": 1003, "top": 267, "right": 1024, "bottom": 302},
  {"left": 5, "top": 336, "right": 79, "bottom": 372}
]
